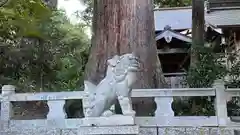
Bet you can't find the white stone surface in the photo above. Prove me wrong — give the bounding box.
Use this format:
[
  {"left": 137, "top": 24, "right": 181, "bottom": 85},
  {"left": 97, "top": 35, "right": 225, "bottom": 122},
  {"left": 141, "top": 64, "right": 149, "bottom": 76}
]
[
  {"left": 0, "top": 87, "right": 216, "bottom": 102},
  {"left": 131, "top": 88, "right": 215, "bottom": 97},
  {"left": 1, "top": 129, "right": 61, "bottom": 135},
  {"left": 1, "top": 91, "right": 85, "bottom": 102},
  {"left": 139, "top": 128, "right": 157, "bottom": 135},
  {"left": 185, "top": 127, "right": 209, "bottom": 135},
  {"left": 3, "top": 126, "right": 139, "bottom": 135},
  {"left": 158, "top": 127, "right": 235, "bottom": 135},
  {"left": 1, "top": 85, "right": 15, "bottom": 121},
  {"left": 209, "top": 128, "right": 234, "bottom": 135},
  {"left": 2, "top": 77, "right": 240, "bottom": 135},
  {"left": 1, "top": 127, "right": 239, "bottom": 135},
  {"left": 0, "top": 120, "right": 9, "bottom": 130},
  {"left": 158, "top": 128, "right": 185, "bottom": 135},
  {"left": 214, "top": 79, "right": 228, "bottom": 126},
  {"left": 9, "top": 115, "right": 135, "bottom": 129},
  {"left": 61, "top": 126, "right": 139, "bottom": 135},
  {"left": 154, "top": 97, "right": 174, "bottom": 118},
  {"left": 47, "top": 100, "right": 67, "bottom": 119},
  {"left": 135, "top": 116, "right": 218, "bottom": 127}
]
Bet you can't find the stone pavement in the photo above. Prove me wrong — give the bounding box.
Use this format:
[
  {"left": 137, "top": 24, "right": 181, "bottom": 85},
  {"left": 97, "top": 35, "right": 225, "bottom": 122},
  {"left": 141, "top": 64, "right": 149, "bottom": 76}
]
[{"left": 1, "top": 127, "right": 240, "bottom": 135}]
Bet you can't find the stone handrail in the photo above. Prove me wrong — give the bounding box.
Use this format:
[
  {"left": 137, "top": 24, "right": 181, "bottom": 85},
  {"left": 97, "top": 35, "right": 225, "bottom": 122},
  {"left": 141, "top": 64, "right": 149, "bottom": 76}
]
[
  {"left": 132, "top": 88, "right": 215, "bottom": 97},
  {"left": 133, "top": 87, "right": 217, "bottom": 127},
  {"left": 1, "top": 80, "right": 240, "bottom": 129},
  {"left": 0, "top": 91, "right": 85, "bottom": 101}
]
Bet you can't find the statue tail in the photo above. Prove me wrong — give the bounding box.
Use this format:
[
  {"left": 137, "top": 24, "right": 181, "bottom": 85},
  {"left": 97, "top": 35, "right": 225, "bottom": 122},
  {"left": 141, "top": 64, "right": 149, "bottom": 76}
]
[{"left": 83, "top": 81, "right": 97, "bottom": 117}]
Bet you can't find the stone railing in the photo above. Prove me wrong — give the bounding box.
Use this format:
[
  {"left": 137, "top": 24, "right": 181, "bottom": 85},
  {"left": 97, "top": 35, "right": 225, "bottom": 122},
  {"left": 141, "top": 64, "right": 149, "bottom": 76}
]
[{"left": 1, "top": 80, "right": 240, "bottom": 134}]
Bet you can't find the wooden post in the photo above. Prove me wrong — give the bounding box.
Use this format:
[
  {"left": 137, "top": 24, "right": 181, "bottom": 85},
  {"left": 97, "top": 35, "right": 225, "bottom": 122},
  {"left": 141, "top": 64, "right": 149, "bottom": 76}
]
[{"left": 214, "top": 79, "right": 228, "bottom": 126}]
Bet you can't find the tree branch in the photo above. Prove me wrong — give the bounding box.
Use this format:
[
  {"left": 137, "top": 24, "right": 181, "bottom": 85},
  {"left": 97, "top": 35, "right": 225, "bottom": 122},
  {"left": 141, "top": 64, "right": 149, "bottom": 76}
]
[{"left": 0, "top": 0, "right": 9, "bottom": 7}]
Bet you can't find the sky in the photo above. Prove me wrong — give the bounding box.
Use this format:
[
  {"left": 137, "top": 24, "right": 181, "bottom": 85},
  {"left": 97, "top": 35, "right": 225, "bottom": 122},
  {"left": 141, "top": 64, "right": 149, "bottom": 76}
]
[
  {"left": 57, "top": 0, "right": 86, "bottom": 23},
  {"left": 57, "top": 0, "right": 91, "bottom": 37}
]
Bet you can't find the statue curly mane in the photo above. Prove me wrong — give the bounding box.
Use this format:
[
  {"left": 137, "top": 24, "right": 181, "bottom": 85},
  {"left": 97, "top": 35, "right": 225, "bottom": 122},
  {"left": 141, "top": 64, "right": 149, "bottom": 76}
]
[{"left": 108, "top": 54, "right": 140, "bottom": 83}]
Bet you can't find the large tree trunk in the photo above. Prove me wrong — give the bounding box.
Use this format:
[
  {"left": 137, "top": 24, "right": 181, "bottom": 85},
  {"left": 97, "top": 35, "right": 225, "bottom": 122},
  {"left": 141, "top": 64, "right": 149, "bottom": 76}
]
[
  {"left": 191, "top": 0, "right": 205, "bottom": 67},
  {"left": 84, "top": 0, "right": 167, "bottom": 116},
  {"left": 85, "top": 0, "right": 166, "bottom": 88}
]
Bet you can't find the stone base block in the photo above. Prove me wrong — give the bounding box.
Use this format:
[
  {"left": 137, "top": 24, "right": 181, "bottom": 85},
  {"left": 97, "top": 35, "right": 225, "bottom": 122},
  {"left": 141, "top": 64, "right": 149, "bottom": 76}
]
[
  {"left": 157, "top": 127, "right": 235, "bottom": 135},
  {"left": 62, "top": 126, "right": 139, "bottom": 135},
  {"left": 9, "top": 115, "right": 135, "bottom": 129},
  {"left": 2, "top": 126, "right": 139, "bottom": 135},
  {"left": 137, "top": 127, "right": 238, "bottom": 135},
  {"left": 139, "top": 128, "right": 157, "bottom": 135},
  {"left": 0, "top": 129, "right": 61, "bottom": 135}
]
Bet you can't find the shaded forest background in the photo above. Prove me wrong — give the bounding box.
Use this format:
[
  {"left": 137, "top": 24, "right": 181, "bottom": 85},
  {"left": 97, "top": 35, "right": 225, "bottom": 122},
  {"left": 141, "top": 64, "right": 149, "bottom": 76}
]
[
  {"left": 2, "top": 0, "right": 240, "bottom": 118},
  {"left": 0, "top": 0, "right": 196, "bottom": 119},
  {"left": 0, "top": 0, "right": 191, "bottom": 92}
]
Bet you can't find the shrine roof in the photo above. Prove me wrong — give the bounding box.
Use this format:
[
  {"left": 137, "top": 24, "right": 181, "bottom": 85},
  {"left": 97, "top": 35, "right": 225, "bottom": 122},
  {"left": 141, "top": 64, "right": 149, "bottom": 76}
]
[
  {"left": 206, "top": 9, "right": 240, "bottom": 28},
  {"left": 154, "top": 7, "right": 192, "bottom": 31},
  {"left": 154, "top": 6, "right": 240, "bottom": 31}
]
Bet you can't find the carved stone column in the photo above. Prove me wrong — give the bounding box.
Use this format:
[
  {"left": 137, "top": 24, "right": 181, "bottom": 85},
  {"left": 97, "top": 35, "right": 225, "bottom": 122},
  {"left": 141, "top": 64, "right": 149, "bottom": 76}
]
[{"left": 47, "top": 100, "right": 66, "bottom": 119}]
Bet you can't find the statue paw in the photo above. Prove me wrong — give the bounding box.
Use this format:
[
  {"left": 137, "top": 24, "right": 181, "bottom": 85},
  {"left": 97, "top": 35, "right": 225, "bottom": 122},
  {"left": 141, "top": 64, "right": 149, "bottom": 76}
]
[
  {"left": 123, "top": 110, "right": 136, "bottom": 116},
  {"left": 102, "top": 110, "right": 114, "bottom": 117}
]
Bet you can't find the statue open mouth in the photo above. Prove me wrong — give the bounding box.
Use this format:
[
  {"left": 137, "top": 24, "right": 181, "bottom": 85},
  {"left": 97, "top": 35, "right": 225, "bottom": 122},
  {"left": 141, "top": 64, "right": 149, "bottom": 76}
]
[
  {"left": 129, "top": 63, "right": 140, "bottom": 71},
  {"left": 128, "top": 56, "right": 141, "bottom": 72}
]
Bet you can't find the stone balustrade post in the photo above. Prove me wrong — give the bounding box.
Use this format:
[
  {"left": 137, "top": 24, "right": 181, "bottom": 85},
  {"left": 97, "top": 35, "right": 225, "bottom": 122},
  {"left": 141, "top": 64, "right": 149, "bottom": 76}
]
[
  {"left": 154, "top": 78, "right": 175, "bottom": 119},
  {"left": 1, "top": 85, "right": 15, "bottom": 121},
  {"left": 154, "top": 95, "right": 174, "bottom": 126},
  {"left": 47, "top": 100, "right": 66, "bottom": 119},
  {"left": 214, "top": 79, "right": 228, "bottom": 126},
  {"left": 154, "top": 96, "right": 174, "bottom": 118}
]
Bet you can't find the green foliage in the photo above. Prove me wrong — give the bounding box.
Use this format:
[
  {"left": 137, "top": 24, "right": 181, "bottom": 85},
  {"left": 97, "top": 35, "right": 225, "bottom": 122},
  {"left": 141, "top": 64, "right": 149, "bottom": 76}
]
[
  {"left": 173, "top": 45, "right": 228, "bottom": 116},
  {"left": 186, "top": 46, "right": 227, "bottom": 88},
  {"left": 225, "top": 51, "right": 240, "bottom": 88},
  {"left": 227, "top": 97, "right": 240, "bottom": 116},
  {"left": 0, "top": 2, "right": 90, "bottom": 92},
  {"left": 79, "top": 0, "right": 93, "bottom": 25},
  {"left": 0, "top": 0, "right": 51, "bottom": 38},
  {"left": 185, "top": 45, "right": 240, "bottom": 89},
  {"left": 43, "top": 10, "right": 90, "bottom": 91},
  {"left": 174, "top": 45, "right": 240, "bottom": 116},
  {"left": 172, "top": 96, "right": 215, "bottom": 116}
]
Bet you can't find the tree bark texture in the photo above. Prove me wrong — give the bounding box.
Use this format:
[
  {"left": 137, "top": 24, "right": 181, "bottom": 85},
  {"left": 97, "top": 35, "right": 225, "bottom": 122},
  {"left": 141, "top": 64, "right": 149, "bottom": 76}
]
[
  {"left": 84, "top": 0, "right": 166, "bottom": 89},
  {"left": 191, "top": 0, "right": 205, "bottom": 67},
  {"left": 190, "top": 0, "right": 205, "bottom": 112}
]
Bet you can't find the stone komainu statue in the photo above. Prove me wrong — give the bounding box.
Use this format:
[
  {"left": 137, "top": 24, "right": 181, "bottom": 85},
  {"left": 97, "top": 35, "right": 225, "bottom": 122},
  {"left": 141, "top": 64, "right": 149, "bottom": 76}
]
[{"left": 83, "top": 53, "right": 140, "bottom": 117}]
